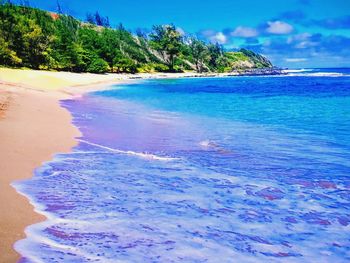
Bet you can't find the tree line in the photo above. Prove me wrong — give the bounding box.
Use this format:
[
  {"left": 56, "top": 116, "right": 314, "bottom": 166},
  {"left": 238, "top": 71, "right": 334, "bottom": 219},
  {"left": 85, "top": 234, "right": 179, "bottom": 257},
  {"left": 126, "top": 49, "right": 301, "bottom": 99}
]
[{"left": 0, "top": 2, "right": 272, "bottom": 73}]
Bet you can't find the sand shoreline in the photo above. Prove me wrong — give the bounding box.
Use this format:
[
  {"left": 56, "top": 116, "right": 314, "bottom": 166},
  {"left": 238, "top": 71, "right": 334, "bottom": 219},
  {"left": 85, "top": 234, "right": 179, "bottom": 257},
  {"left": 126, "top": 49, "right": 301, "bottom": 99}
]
[
  {"left": 0, "top": 84, "right": 82, "bottom": 262},
  {"left": 0, "top": 68, "right": 227, "bottom": 262},
  {"left": 0, "top": 69, "right": 135, "bottom": 262}
]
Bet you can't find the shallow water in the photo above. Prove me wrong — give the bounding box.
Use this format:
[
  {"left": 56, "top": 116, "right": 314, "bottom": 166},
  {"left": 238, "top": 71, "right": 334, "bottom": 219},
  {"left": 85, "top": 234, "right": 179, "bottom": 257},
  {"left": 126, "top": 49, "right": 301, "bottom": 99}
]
[{"left": 14, "top": 69, "right": 350, "bottom": 262}]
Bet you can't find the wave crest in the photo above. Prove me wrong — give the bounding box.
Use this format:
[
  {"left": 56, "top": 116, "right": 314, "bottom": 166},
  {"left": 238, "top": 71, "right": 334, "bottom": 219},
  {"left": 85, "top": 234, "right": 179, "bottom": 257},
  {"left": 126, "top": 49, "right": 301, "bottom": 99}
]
[{"left": 78, "top": 139, "right": 177, "bottom": 161}]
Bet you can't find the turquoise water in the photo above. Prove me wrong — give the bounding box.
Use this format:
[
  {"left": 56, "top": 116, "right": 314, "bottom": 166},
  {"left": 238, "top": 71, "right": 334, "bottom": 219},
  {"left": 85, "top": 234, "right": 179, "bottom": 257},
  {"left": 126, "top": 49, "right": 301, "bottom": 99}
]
[{"left": 14, "top": 69, "right": 350, "bottom": 262}]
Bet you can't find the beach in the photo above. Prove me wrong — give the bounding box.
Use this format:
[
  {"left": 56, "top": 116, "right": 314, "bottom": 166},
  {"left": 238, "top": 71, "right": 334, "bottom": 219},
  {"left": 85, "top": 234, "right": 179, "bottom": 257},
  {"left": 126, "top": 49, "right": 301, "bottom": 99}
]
[
  {"left": 0, "top": 67, "right": 218, "bottom": 262},
  {"left": 1, "top": 1, "right": 348, "bottom": 261},
  {"left": 0, "top": 68, "right": 135, "bottom": 262},
  {"left": 1, "top": 67, "right": 350, "bottom": 262}
]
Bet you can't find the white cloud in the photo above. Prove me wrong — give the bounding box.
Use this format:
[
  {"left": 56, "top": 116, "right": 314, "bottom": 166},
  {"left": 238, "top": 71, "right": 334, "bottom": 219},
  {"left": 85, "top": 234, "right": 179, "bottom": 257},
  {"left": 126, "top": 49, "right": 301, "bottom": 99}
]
[
  {"left": 287, "top": 33, "right": 318, "bottom": 49},
  {"left": 287, "top": 33, "right": 311, "bottom": 44},
  {"left": 176, "top": 27, "right": 185, "bottom": 36},
  {"left": 231, "top": 26, "right": 258, "bottom": 38},
  {"left": 209, "top": 32, "right": 228, "bottom": 44},
  {"left": 199, "top": 30, "right": 228, "bottom": 44},
  {"left": 266, "top": 21, "right": 293, "bottom": 34},
  {"left": 285, "top": 58, "right": 308, "bottom": 62},
  {"left": 287, "top": 33, "right": 312, "bottom": 44}
]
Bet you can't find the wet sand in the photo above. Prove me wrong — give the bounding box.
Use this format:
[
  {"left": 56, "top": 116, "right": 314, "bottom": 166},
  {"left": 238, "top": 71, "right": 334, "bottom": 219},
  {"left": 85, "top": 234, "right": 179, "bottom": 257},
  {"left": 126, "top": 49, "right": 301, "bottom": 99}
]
[
  {"left": 0, "top": 85, "right": 80, "bottom": 262},
  {"left": 0, "top": 68, "right": 128, "bottom": 262}
]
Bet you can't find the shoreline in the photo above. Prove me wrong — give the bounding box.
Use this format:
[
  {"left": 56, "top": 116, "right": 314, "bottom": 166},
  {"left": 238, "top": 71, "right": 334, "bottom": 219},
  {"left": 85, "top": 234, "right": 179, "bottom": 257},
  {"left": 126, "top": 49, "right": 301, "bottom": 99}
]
[
  {"left": 0, "top": 84, "right": 81, "bottom": 262},
  {"left": 0, "top": 68, "right": 135, "bottom": 262},
  {"left": 0, "top": 67, "right": 222, "bottom": 262},
  {"left": 0, "top": 66, "right": 280, "bottom": 262}
]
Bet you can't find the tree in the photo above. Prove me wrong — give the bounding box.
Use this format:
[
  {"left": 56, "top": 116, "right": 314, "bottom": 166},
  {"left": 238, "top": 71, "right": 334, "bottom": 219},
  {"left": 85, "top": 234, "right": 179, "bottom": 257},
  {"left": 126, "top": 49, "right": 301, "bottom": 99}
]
[
  {"left": 22, "top": 19, "right": 52, "bottom": 69},
  {"left": 56, "top": 0, "right": 63, "bottom": 14},
  {"left": 85, "top": 11, "right": 110, "bottom": 27},
  {"left": 98, "top": 28, "right": 118, "bottom": 70},
  {"left": 113, "top": 57, "right": 137, "bottom": 73},
  {"left": 207, "top": 42, "right": 224, "bottom": 70},
  {"left": 135, "top": 28, "right": 147, "bottom": 39},
  {"left": 149, "top": 24, "right": 183, "bottom": 71},
  {"left": 86, "top": 13, "right": 94, "bottom": 24},
  {"left": 0, "top": 3, "right": 273, "bottom": 74},
  {"left": 189, "top": 37, "right": 209, "bottom": 73},
  {"left": 87, "top": 58, "right": 109, "bottom": 73},
  {"left": 0, "top": 36, "right": 22, "bottom": 65}
]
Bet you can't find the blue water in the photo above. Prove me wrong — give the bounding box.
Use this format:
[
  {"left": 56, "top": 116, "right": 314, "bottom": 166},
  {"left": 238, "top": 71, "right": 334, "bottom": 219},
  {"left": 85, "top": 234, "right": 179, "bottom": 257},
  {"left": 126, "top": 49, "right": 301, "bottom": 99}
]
[{"left": 14, "top": 69, "right": 350, "bottom": 262}]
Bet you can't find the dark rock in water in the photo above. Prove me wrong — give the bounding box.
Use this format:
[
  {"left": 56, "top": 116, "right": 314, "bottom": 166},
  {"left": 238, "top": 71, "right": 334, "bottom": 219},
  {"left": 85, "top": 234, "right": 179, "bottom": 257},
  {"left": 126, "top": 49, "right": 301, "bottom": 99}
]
[{"left": 231, "top": 67, "right": 285, "bottom": 76}]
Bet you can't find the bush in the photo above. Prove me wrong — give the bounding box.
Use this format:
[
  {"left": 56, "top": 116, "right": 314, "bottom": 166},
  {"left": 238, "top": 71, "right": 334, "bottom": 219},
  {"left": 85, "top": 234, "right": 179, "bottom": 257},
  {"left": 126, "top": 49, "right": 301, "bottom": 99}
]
[
  {"left": 113, "top": 57, "right": 137, "bottom": 73},
  {"left": 0, "top": 37, "right": 22, "bottom": 66},
  {"left": 87, "top": 58, "right": 109, "bottom": 73},
  {"left": 137, "top": 63, "right": 155, "bottom": 73},
  {"left": 153, "top": 63, "right": 169, "bottom": 72}
]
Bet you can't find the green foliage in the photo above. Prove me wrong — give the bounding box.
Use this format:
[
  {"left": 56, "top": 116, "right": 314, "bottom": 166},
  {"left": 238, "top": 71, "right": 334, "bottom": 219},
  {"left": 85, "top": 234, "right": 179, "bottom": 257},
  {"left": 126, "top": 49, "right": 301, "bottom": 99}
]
[
  {"left": 149, "top": 25, "right": 183, "bottom": 71},
  {"left": 225, "top": 52, "right": 249, "bottom": 62},
  {"left": 222, "top": 49, "right": 273, "bottom": 71},
  {"left": 113, "top": 56, "right": 137, "bottom": 73},
  {"left": 87, "top": 58, "right": 109, "bottom": 73},
  {"left": 188, "top": 38, "right": 209, "bottom": 73},
  {"left": 0, "top": 36, "right": 22, "bottom": 65},
  {"left": 0, "top": 3, "right": 273, "bottom": 73},
  {"left": 153, "top": 63, "right": 169, "bottom": 72},
  {"left": 239, "top": 48, "right": 273, "bottom": 68}
]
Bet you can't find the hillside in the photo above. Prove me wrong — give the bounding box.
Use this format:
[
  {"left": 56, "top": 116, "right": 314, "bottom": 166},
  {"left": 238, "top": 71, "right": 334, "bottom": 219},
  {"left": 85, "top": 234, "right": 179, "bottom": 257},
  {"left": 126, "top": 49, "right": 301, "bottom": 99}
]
[{"left": 0, "top": 3, "right": 273, "bottom": 74}]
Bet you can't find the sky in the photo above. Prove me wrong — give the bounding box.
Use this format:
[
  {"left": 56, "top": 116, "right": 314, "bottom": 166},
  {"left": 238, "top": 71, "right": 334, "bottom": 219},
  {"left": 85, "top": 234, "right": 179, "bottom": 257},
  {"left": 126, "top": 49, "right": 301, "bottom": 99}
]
[{"left": 24, "top": 0, "right": 350, "bottom": 68}]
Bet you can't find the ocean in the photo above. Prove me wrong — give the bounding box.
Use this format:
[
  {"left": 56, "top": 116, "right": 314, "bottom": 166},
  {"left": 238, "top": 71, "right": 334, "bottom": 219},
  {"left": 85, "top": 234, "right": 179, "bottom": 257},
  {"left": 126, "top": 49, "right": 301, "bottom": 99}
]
[{"left": 14, "top": 68, "right": 350, "bottom": 262}]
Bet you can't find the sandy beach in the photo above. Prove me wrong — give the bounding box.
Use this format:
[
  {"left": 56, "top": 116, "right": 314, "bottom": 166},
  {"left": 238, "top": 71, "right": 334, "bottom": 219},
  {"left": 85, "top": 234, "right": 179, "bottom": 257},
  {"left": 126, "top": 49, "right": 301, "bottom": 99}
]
[{"left": 0, "top": 68, "right": 137, "bottom": 262}]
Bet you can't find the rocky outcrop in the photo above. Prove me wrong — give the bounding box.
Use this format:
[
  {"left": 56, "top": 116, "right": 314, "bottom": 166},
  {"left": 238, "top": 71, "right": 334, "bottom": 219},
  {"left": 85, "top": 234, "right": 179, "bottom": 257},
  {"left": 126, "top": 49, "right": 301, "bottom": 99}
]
[{"left": 231, "top": 67, "right": 285, "bottom": 76}]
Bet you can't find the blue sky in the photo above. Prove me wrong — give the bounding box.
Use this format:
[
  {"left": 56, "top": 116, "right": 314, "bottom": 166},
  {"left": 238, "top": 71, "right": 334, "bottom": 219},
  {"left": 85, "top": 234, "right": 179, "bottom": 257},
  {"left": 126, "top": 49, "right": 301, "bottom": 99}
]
[{"left": 26, "top": 0, "right": 350, "bottom": 68}]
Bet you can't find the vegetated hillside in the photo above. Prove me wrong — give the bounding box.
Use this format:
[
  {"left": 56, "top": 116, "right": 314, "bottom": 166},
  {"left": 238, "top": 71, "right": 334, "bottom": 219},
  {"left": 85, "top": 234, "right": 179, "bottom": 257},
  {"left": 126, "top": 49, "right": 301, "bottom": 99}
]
[
  {"left": 0, "top": 3, "right": 273, "bottom": 73},
  {"left": 225, "top": 49, "right": 273, "bottom": 69}
]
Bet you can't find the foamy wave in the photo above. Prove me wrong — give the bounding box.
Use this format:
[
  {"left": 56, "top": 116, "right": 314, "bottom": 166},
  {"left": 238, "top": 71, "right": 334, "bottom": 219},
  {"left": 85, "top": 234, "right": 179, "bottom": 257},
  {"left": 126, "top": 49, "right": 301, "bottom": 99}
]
[
  {"left": 199, "top": 140, "right": 212, "bottom": 148},
  {"left": 289, "top": 72, "right": 347, "bottom": 77},
  {"left": 282, "top": 69, "right": 313, "bottom": 73},
  {"left": 281, "top": 69, "right": 349, "bottom": 77},
  {"left": 15, "top": 223, "right": 114, "bottom": 263},
  {"left": 78, "top": 139, "right": 177, "bottom": 161}
]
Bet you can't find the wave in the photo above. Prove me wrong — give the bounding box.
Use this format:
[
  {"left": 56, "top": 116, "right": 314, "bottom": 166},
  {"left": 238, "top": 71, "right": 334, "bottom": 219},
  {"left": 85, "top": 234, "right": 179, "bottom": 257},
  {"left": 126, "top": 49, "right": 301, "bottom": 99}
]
[
  {"left": 279, "top": 70, "right": 349, "bottom": 77},
  {"left": 288, "top": 72, "right": 348, "bottom": 77},
  {"left": 78, "top": 139, "right": 178, "bottom": 161},
  {"left": 282, "top": 69, "right": 313, "bottom": 73}
]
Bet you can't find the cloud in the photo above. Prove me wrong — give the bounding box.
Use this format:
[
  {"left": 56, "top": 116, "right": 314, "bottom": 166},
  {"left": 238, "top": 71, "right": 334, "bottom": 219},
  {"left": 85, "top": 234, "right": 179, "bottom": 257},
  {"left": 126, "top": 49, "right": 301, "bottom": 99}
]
[
  {"left": 217, "top": 20, "right": 293, "bottom": 41},
  {"left": 231, "top": 26, "right": 258, "bottom": 38},
  {"left": 309, "top": 15, "right": 350, "bottom": 29},
  {"left": 242, "top": 33, "right": 350, "bottom": 67},
  {"left": 210, "top": 32, "right": 228, "bottom": 44},
  {"left": 198, "top": 30, "right": 227, "bottom": 44},
  {"left": 266, "top": 21, "right": 294, "bottom": 34},
  {"left": 285, "top": 58, "right": 308, "bottom": 62},
  {"left": 176, "top": 27, "right": 186, "bottom": 36},
  {"left": 287, "top": 33, "right": 320, "bottom": 48}
]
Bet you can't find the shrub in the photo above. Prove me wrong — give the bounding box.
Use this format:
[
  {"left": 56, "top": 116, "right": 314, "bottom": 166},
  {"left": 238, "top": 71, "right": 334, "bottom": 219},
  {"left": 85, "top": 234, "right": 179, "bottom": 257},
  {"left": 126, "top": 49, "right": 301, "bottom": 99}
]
[
  {"left": 87, "top": 58, "right": 109, "bottom": 73},
  {"left": 153, "top": 63, "right": 169, "bottom": 72}
]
